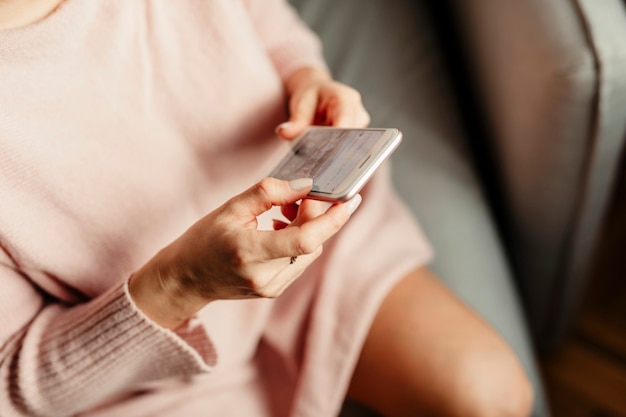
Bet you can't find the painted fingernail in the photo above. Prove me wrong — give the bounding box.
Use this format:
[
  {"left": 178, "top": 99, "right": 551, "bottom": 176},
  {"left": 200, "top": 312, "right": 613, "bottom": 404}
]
[
  {"left": 345, "top": 194, "right": 362, "bottom": 215},
  {"left": 272, "top": 219, "right": 287, "bottom": 230},
  {"left": 288, "top": 177, "right": 313, "bottom": 190},
  {"left": 276, "top": 122, "right": 293, "bottom": 132}
]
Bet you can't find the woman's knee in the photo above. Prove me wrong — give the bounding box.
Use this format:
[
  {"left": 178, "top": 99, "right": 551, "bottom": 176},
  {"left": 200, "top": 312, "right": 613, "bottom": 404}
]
[
  {"left": 347, "top": 269, "right": 535, "bottom": 417},
  {"left": 450, "top": 344, "right": 535, "bottom": 417}
]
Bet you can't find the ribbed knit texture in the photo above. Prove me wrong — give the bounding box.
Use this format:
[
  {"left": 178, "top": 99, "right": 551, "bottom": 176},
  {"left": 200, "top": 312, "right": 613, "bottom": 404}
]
[
  {"left": 1, "top": 283, "right": 215, "bottom": 417},
  {"left": 0, "top": 1, "right": 432, "bottom": 416}
]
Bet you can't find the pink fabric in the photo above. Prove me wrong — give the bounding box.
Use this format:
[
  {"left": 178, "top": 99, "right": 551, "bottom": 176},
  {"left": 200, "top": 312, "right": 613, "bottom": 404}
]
[{"left": 0, "top": 1, "right": 433, "bottom": 416}]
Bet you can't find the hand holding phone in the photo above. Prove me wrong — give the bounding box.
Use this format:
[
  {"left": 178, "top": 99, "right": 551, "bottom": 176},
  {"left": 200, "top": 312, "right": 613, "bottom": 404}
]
[{"left": 269, "top": 127, "right": 402, "bottom": 202}]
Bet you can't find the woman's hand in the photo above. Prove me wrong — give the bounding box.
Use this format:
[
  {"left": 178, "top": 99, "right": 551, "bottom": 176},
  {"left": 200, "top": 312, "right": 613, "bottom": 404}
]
[
  {"left": 276, "top": 67, "right": 371, "bottom": 140},
  {"left": 129, "top": 177, "right": 361, "bottom": 329}
]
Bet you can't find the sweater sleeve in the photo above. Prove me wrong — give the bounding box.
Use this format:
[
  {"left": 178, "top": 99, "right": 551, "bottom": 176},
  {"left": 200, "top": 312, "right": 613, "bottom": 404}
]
[
  {"left": 242, "top": 0, "right": 328, "bottom": 81},
  {"left": 0, "top": 266, "right": 216, "bottom": 417}
]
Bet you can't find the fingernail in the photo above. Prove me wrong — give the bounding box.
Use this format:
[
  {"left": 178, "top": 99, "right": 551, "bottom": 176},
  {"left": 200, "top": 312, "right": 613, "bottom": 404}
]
[
  {"left": 288, "top": 177, "right": 313, "bottom": 190},
  {"left": 276, "top": 122, "right": 293, "bottom": 133},
  {"left": 345, "top": 194, "right": 362, "bottom": 215},
  {"left": 272, "top": 219, "right": 287, "bottom": 230}
]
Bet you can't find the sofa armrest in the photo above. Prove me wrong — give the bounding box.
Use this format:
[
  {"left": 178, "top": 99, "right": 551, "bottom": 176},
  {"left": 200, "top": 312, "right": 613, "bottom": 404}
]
[{"left": 450, "top": 0, "right": 626, "bottom": 348}]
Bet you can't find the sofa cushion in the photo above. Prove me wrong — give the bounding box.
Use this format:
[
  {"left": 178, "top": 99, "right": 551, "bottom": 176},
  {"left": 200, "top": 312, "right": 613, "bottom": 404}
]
[
  {"left": 452, "top": 0, "right": 626, "bottom": 346},
  {"left": 288, "top": 0, "right": 550, "bottom": 415}
]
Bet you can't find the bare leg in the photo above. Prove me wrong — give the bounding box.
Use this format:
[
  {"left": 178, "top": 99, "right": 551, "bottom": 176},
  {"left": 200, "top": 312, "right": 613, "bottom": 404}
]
[{"left": 346, "top": 267, "right": 534, "bottom": 417}]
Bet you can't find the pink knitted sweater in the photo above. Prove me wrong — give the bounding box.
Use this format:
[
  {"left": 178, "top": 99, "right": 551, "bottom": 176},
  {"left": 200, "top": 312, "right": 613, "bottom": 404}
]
[{"left": 0, "top": 1, "right": 432, "bottom": 416}]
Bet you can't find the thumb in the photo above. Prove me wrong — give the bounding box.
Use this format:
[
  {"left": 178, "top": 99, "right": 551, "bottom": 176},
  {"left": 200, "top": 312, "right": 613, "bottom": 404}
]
[
  {"left": 228, "top": 177, "right": 313, "bottom": 218},
  {"left": 276, "top": 87, "right": 318, "bottom": 140}
]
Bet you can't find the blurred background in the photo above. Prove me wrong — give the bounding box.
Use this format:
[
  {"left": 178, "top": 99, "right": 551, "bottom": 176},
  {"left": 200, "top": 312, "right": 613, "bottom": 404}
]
[
  {"left": 540, "top": 175, "right": 626, "bottom": 416},
  {"left": 289, "top": 1, "right": 626, "bottom": 416}
]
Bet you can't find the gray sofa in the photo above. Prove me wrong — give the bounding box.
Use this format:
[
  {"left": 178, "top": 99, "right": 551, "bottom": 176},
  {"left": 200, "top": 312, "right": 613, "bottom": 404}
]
[
  {"left": 289, "top": 1, "right": 626, "bottom": 416},
  {"left": 450, "top": 0, "right": 626, "bottom": 349}
]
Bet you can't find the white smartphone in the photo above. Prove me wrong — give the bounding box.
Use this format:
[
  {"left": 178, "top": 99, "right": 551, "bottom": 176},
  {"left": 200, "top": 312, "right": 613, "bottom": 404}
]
[{"left": 269, "top": 127, "right": 402, "bottom": 202}]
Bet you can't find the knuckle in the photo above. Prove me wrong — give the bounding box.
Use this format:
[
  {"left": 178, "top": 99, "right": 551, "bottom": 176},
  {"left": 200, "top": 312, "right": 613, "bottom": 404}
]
[
  {"left": 256, "top": 177, "right": 276, "bottom": 198},
  {"left": 348, "top": 87, "right": 361, "bottom": 101},
  {"left": 295, "top": 233, "right": 318, "bottom": 255},
  {"left": 313, "top": 245, "right": 323, "bottom": 259},
  {"left": 361, "top": 112, "right": 371, "bottom": 126},
  {"left": 223, "top": 240, "right": 250, "bottom": 268},
  {"left": 251, "top": 282, "right": 278, "bottom": 299},
  {"left": 337, "top": 84, "right": 360, "bottom": 100},
  {"left": 228, "top": 247, "right": 247, "bottom": 268},
  {"left": 329, "top": 213, "right": 345, "bottom": 231},
  {"left": 247, "top": 275, "right": 264, "bottom": 291},
  {"left": 248, "top": 178, "right": 277, "bottom": 212}
]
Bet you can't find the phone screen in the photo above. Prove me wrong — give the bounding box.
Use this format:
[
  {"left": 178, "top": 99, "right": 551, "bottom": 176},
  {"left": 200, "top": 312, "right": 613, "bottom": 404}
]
[{"left": 271, "top": 129, "right": 385, "bottom": 194}]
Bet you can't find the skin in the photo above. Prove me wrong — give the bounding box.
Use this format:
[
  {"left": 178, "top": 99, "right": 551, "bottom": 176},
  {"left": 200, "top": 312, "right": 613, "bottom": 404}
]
[
  {"left": 130, "top": 66, "right": 370, "bottom": 330},
  {"left": 0, "top": 0, "right": 63, "bottom": 29},
  {"left": 2, "top": 2, "right": 535, "bottom": 416},
  {"left": 130, "top": 177, "right": 362, "bottom": 330}
]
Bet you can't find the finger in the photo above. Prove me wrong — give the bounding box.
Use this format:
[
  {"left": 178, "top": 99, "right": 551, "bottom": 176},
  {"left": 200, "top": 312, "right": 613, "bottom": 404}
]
[
  {"left": 333, "top": 106, "right": 369, "bottom": 128},
  {"left": 227, "top": 177, "right": 312, "bottom": 219},
  {"left": 273, "top": 219, "right": 289, "bottom": 230},
  {"left": 259, "top": 247, "right": 323, "bottom": 297},
  {"left": 330, "top": 105, "right": 357, "bottom": 128},
  {"left": 337, "top": 102, "right": 370, "bottom": 128},
  {"left": 256, "top": 194, "right": 362, "bottom": 259},
  {"left": 280, "top": 202, "right": 300, "bottom": 222},
  {"left": 245, "top": 247, "right": 322, "bottom": 298},
  {"left": 326, "top": 92, "right": 358, "bottom": 127},
  {"left": 276, "top": 87, "right": 319, "bottom": 140},
  {"left": 356, "top": 108, "right": 371, "bottom": 127},
  {"left": 293, "top": 199, "right": 333, "bottom": 225},
  {"left": 324, "top": 86, "right": 369, "bottom": 128}
]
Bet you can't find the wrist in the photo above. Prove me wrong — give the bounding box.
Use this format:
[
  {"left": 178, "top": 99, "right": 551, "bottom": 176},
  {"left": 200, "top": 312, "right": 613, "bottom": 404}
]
[{"left": 129, "top": 251, "right": 207, "bottom": 330}]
